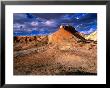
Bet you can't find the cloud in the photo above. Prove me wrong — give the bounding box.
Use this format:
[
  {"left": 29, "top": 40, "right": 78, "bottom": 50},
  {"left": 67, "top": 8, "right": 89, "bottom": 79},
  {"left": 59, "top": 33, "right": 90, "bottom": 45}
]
[
  {"left": 44, "top": 20, "right": 55, "bottom": 26},
  {"left": 61, "top": 14, "right": 72, "bottom": 20},
  {"left": 31, "top": 21, "right": 39, "bottom": 27},
  {"left": 14, "top": 23, "right": 25, "bottom": 30}
]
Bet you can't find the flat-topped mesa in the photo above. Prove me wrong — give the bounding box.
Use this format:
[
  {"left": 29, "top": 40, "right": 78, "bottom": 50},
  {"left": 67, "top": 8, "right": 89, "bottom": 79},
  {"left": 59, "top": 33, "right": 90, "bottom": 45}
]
[{"left": 48, "top": 25, "right": 86, "bottom": 46}]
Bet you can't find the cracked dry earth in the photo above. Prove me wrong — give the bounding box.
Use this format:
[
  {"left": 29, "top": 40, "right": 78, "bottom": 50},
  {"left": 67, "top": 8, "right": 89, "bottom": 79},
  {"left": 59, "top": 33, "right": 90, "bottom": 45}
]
[{"left": 14, "top": 44, "right": 97, "bottom": 75}]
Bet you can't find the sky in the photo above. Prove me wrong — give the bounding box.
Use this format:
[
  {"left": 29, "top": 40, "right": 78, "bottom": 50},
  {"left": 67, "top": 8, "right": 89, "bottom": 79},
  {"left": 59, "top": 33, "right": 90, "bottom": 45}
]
[{"left": 13, "top": 13, "right": 97, "bottom": 36}]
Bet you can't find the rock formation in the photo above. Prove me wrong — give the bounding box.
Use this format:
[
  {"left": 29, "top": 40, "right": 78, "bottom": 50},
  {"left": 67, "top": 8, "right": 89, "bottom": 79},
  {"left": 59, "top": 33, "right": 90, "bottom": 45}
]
[
  {"left": 48, "top": 25, "right": 86, "bottom": 50},
  {"left": 14, "top": 36, "right": 48, "bottom": 44}
]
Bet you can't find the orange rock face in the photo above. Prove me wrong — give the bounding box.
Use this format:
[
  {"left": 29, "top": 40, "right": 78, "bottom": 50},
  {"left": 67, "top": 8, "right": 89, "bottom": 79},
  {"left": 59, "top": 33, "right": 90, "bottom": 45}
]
[
  {"left": 49, "top": 28, "right": 74, "bottom": 43},
  {"left": 48, "top": 25, "right": 86, "bottom": 47}
]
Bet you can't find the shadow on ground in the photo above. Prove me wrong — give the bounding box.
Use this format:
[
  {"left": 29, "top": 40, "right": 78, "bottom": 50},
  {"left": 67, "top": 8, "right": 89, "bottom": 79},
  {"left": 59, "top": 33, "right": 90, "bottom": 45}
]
[{"left": 57, "top": 71, "right": 97, "bottom": 75}]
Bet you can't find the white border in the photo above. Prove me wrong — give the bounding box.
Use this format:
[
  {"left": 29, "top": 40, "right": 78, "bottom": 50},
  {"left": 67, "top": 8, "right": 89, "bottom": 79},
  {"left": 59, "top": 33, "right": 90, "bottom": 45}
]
[{"left": 5, "top": 5, "right": 106, "bottom": 84}]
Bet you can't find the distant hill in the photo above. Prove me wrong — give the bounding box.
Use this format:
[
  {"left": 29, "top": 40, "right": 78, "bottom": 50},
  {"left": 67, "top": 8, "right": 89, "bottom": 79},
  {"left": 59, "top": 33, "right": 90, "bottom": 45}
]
[
  {"left": 14, "top": 36, "right": 48, "bottom": 43},
  {"left": 84, "top": 31, "right": 97, "bottom": 41},
  {"left": 14, "top": 36, "right": 48, "bottom": 51}
]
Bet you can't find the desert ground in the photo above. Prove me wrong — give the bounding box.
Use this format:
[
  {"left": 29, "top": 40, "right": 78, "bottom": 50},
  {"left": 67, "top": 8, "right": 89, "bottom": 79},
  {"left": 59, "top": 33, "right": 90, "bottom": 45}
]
[{"left": 14, "top": 25, "right": 97, "bottom": 75}]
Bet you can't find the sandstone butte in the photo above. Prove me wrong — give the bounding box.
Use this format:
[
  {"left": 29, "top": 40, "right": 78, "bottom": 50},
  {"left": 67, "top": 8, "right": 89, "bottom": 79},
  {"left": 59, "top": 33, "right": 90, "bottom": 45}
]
[{"left": 48, "top": 25, "right": 86, "bottom": 49}]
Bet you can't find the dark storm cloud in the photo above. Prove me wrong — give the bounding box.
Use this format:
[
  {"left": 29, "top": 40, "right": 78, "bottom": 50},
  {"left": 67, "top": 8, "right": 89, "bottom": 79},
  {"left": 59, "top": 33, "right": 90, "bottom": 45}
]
[{"left": 13, "top": 13, "right": 97, "bottom": 36}]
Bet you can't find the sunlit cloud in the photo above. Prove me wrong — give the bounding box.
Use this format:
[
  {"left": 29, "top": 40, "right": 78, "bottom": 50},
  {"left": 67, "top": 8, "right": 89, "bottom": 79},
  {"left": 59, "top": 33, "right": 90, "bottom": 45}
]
[
  {"left": 76, "top": 17, "right": 79, "bottom": 20},
  {"left": 31, "top": 21, "right": 39, "bottom": 27},
  {"left": 44, "top": 20, "right": 55, "bottom": 26}
]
